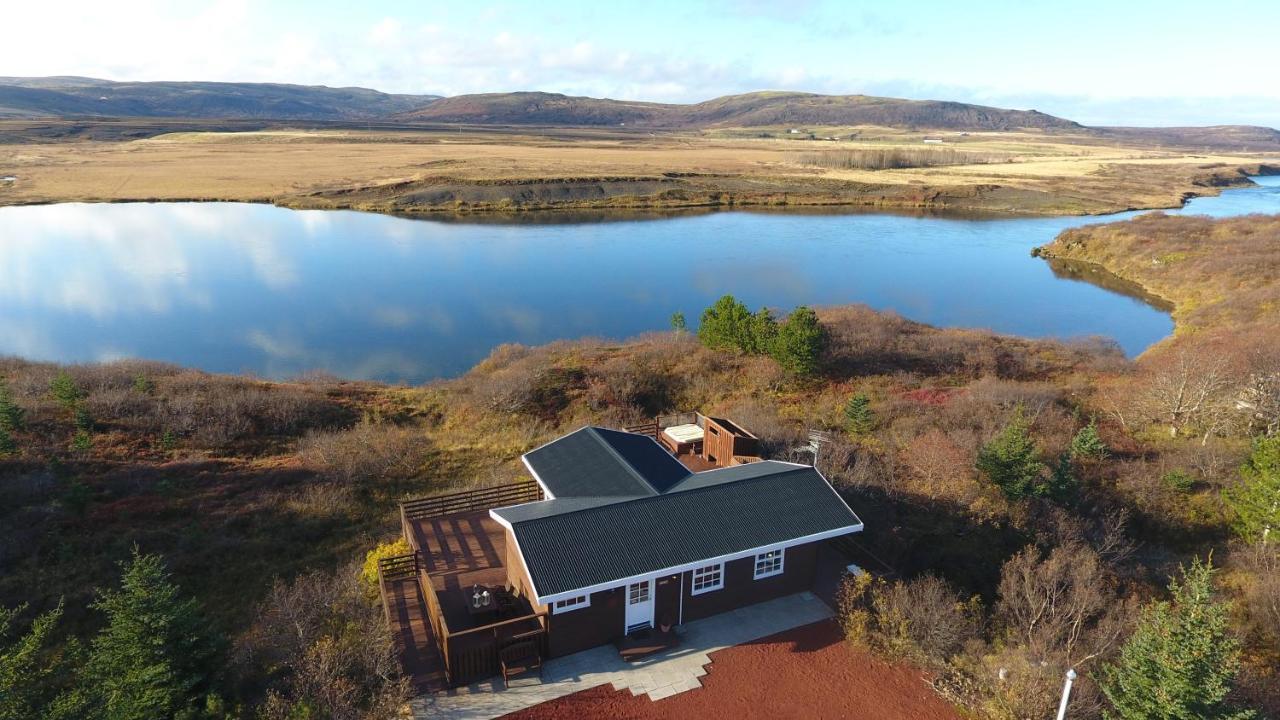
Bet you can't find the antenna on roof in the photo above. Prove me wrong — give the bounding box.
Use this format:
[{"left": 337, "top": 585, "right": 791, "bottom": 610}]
[{"left": 795, "top": 429, "right": 831, "bottom": 469}]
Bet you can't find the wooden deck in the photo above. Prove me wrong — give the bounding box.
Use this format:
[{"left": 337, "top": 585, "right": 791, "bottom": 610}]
[
  {"left": 675, "top": 450, "right": 718, "bottom": 472},
  {"left": 405, "top": 509, "right": 524, "bottom": 632},
  {"left": 384, "top": 575, "right": 448, "bottom": 694}
]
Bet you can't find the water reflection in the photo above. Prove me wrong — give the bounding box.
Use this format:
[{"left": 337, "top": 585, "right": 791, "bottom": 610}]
[{"left": 0, "top": 176, "right": 1277, "bottom": 382}]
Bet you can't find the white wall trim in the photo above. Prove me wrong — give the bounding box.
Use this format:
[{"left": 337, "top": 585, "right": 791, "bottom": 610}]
[{"left": 532, "top": 523, "right": 863, "bottom": 606}]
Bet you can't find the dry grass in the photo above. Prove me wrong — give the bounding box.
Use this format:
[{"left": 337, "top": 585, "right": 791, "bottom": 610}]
[
  {"left": 1039, "top": 213, "right": 1280, "bottom": 334},
  {"left": 1, "top": 122, "right": 1274, "bottom": 215}
]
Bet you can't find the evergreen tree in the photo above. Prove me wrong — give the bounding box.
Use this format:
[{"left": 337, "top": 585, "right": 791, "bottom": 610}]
[
  {"left": 976, "top": 406, "right": 1046, "bottom": 499},
  {"left": 1070, "top": 420, "right": 1109, "bottom": 460},
  {"left": 48, "top": 372, "right": 83, "bottom": 411},
  {"left": 0, "top": 601, "right": 78, "bottom": 720},
  {"left": 745, "top": 307, "right": 779, "bottom": 355},
  {"left": 1224, "top": 435, "right": 1280, "bottom": 545},
  {"left": 0, "top": 380, "right": 23, "bottom": 432},
  {"left": 1045, "top": 452, "right": 1078, "bottom": 502},
  {"left": 1099, "top": 557, "right": 1254, "bottom": 720},
  {"left": 697, "top": 295, "right": 753, "bottom": 351},
  {"left": 669, "top": 311, "right": 687, "bottom": 334},
  {"left": 770, "top": 306, "right": 825, "bottom": 377},
  {"left": 844, "top": 394, "right": 874, "bottom": 435},
  {"left": 82, "top": 549, "right": 220, "bottom": 720}
]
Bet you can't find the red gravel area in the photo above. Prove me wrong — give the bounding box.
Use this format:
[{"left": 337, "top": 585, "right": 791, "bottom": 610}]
[{"left": 502, "top": 619, "right": 961, "bottom": 720}]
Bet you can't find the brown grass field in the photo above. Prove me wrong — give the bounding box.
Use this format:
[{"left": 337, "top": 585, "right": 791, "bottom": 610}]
[{"left": 1, "top": 121, "right": 1276, "bottom": 216}]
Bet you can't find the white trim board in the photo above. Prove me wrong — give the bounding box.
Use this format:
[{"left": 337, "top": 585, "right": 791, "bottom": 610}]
[{"left": 532, "top": 523, "right": 863, "bottom": 606}]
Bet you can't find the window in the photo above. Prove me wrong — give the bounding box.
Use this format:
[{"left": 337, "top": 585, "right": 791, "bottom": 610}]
[
  {"left": 554, "top": 594, "right": 590, "bottom": 613},
  {"left": 754, "top": 549, "right": 784, "bottom": 579},
  {"left": 628, "top": 581, "right": 650, "bottom": 604},
  {"left": 691, "top": 563, "right": 724, "bottom": 594}
]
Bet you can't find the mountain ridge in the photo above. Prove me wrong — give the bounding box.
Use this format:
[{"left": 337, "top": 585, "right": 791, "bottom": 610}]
[
  {"left": 0, "top": 77, "right": 442, "bottom": 121},
  {"left": 1, "top": 78, "right": 1277, "bottom": 146}
]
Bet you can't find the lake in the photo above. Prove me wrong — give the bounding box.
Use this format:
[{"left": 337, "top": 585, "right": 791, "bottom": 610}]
[{"left": 2, "top": 176, "right": 1278, "bottom": 383}]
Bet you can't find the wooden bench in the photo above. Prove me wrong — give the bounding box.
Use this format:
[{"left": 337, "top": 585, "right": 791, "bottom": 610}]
[{"left": 499, "top": 640, "right": 542, "bottom": 688}]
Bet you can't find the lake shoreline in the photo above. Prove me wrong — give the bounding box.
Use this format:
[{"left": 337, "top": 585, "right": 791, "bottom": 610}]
[{"left": 0, "top": 165, "right": 1263, "bottom": 220}]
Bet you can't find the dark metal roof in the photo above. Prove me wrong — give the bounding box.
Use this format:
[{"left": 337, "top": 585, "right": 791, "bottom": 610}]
[
  {"left": 509, "top": 464, "right": 862, "bottom": 598},
  {"left": 522, "top": 426, "right": 690, "bottom": 497}
]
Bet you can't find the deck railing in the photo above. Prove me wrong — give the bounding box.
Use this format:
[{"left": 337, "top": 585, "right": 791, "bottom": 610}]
[
  {"left": 399, "top": 481, "right": 543, "bottom": 527},
  {"left": 625, "top": 410, "right": 700, "bottom": 438},
  {"left": 401, "top": 561, "right": 546, "bottom": 687},
  {"left": 443, "top": 613, "right": 548, "bottom": 686}
]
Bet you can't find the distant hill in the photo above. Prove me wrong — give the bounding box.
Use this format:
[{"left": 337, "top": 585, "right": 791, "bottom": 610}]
[
  {"left": 2, "top": 79, "right": 1276, "bottom": 145},
  {"left": 0, "top": 77, "right": 441, "bottom": 120},
  {"left": 398, "top": 90, "right": 1083, "bottom": 131},
  {"left": 1095, "top": 124, "right": 1280, "bottom": 151}
]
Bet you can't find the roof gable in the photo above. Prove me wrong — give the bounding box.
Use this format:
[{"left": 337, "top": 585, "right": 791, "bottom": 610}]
[{"left": 521, "top": 426, "right": 690, "bottom": 498}]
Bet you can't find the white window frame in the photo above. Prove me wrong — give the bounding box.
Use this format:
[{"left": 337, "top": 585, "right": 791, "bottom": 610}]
[
  {"left": 553, "top": 594, "right": 591, "bottom": 614},
  {"left": 753, "top": 549, "right": 785, "bottom": 579},
  {"left": 690, "top": 563, "right": 724, "bottom": 595}
]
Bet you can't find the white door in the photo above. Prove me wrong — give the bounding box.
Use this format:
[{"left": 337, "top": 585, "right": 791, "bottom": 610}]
[{"left": 624, "top": 579, "right": 654, "bottom": 633}]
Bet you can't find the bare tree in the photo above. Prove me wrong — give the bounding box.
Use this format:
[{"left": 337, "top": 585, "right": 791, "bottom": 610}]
[
  {"left": 903, "top": 429, "right": 973, "bottom": 501},
  {"left": 239, "top": 561, "right": 410, "bottom": 720},
  {"left": 996, "top": 544, "right": 1127, "bottom": 667},
  {"left": 1131, "top": 342, "right": 1241, "bottom": 441}
]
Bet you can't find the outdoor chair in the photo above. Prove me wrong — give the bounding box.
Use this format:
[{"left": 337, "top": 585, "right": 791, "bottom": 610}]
[{"left": 499, "top": 640, "right": 542, "bottom": 688}]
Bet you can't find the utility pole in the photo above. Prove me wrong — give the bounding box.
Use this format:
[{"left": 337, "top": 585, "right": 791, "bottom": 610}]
[{"left": 1055, "top": 668, "right": 1077, "bottom": 720}]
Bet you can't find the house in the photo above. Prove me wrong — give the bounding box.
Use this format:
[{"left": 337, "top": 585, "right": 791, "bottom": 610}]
[{"left": 380, "top": 412, "right": 865, "bottom": 688}]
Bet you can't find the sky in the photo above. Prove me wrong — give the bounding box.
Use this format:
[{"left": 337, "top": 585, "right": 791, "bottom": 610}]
[{"left": 4, "top": 0, "right": 1279, "bottom": 127}]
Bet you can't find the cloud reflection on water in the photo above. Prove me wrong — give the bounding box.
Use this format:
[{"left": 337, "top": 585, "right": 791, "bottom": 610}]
[{"left": 4, "top": 184, "right": 1275, "bottom": 382}]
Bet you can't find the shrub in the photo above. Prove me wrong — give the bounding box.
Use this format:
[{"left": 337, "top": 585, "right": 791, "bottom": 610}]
[
  {"left": 836, "top": 572, "right": 980, "bottom": 666},
  {"left": 669, "top": 311, "right": 686, "bottom": 333},
  {"left": 243, "top": 562, "right": 409, "bottom": 720},
  {"left": 299, "top": 422, "right": 430, "bottom": 487},
  {"left": 360, "top": 537, "right": 413, "bottom": 600},
  {"left": 69, "top": 430, "right": 92, "bottom": 453},
  {"left": 1164, "top": 470, "right": 1196, "bottom": 493}
]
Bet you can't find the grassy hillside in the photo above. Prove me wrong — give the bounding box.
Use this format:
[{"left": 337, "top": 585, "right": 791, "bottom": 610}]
[
  {"left": 0, "top": 77, "right": 441, "bottom": 120},
  {"left": 1036, "top": 212, "right": 1280, "bottom": 334}
]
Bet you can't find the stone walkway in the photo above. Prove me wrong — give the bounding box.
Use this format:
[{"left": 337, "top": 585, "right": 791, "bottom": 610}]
[{"left": 409, "top": 591, "right": 833, "bottom": 720}]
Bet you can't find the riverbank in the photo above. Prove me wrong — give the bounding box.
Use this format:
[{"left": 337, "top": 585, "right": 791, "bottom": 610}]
[
  {"left": 1034, "top": 211, "right": 1280, "bottom": 339},
  {"left": 2, "top": 122, "right": 1276, "bottom": 217}
]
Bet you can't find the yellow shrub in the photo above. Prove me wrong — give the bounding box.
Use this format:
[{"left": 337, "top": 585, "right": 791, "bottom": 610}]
[{"left": 360, "top": 537, "right": 412, "bottom": 600}]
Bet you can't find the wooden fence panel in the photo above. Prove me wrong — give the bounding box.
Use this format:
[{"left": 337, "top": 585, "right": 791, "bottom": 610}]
[{"left": 400, "top": 481, "right": 543, "bottom": 521}]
